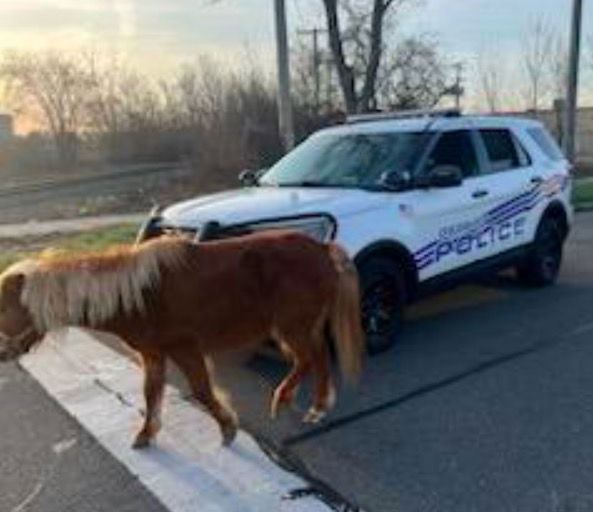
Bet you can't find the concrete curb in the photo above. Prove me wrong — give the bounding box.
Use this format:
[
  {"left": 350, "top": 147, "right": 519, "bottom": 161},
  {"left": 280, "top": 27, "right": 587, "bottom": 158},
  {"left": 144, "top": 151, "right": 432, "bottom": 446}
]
[
  {"left": 575, "top": 203, "right": 593, "bottom": 213},
  {"left": 20, "top": 328, "right": 337, "bottom": 512}
]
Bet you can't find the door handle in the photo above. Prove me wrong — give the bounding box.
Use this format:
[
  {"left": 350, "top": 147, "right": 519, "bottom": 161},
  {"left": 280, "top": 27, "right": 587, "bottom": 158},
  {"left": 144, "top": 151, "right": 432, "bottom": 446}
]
[
  {"left": 472, "top": 189, "right": 489, "bottom": 199},
  {"left": 530, "top": 176, "right": 544, "bottom": 184}
]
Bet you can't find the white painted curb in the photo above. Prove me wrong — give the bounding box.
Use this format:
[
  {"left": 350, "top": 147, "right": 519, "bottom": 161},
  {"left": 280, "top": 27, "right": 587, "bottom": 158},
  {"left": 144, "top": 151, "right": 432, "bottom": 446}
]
[{"left": 21, "top": 328, "right": 334, "bottom": 512}]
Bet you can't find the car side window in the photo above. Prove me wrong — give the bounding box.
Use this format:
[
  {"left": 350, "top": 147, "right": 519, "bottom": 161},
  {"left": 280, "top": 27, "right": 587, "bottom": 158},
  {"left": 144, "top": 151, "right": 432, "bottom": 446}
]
[
  {"left": 527, "top": 127, "right": 565, "bottom": 161},
  {"left": 424, "top": 130, "right": 479, "bottom": 178},
  {"left": 479, "top": 129, "right": 523, "bottom": 173}
]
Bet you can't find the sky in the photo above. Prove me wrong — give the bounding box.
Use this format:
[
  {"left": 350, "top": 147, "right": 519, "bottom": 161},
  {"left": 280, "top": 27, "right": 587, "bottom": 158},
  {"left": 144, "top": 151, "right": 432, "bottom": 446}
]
[{"left": 0, "top": 0, "right": 590, "bottom": 109}]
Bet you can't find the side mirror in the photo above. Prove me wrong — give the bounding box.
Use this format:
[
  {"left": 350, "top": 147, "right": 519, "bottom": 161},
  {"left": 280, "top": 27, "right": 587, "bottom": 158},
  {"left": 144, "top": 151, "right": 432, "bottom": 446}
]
[
  {"left": 417, "top": 165, "right": 463, "bottom": 188},
  {"left": 379, "top": 171, "right": 410, "bottom": 192},
  {"left": 238, "top": 169, "right": 258, "bottom": 187},
  {"left": 238, "top": 168, "right": 267, "bottom": 187}
]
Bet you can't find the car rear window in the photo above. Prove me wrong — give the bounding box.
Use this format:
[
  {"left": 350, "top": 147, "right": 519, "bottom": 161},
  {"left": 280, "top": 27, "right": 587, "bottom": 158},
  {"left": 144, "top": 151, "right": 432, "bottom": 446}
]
[
  {"left": 527, "top": 127, "right": 565, "bottom": 161},
  {"left": 479, "top": 129, "right": 521, "bottom": 173}
]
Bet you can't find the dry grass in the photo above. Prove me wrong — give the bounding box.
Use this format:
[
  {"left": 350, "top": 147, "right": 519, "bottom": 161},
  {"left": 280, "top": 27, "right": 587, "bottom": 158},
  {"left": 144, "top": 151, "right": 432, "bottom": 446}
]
[{"left": 0, "top": 223, "right": 138, "bottom": 274}]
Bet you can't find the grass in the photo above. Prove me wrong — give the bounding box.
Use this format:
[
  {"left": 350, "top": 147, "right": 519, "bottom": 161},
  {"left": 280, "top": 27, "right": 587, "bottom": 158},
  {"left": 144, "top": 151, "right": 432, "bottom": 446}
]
[
  {"left": 0, "top": 253, "right": 24, "bottom": 274},
  {"left": 574, "top": 179, "right": 593, "bottom": 209},
  {"left": 54, "top": 223, "right": 139, "bottom": 252},
  {"left": 0, "top": 223, "right": 139, "bottom": 274}
]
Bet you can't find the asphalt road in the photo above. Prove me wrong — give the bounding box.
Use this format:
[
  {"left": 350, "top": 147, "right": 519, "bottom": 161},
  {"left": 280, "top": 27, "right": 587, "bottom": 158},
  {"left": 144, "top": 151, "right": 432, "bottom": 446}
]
[
  {"left": 0, "top": 362, "right": 167, "bottom": 512},
  {"left": 2, "top": 212, "right": 593, "bottom": 512},
  {"left": 206, "top": 211, "right": 593, "bottom": 512}
]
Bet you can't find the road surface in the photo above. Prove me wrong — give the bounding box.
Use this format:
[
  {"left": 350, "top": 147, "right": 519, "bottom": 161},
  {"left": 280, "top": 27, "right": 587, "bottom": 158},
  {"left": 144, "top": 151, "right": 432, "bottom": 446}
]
[
  {"left": 2, "top": 211, "right": 593, "bottom": 512},
  {"left": 211, "top": 210, "right": 593, "bottom": 512},
  {"left": 0, "top": 362, "right": 167, "bottom": 512}
]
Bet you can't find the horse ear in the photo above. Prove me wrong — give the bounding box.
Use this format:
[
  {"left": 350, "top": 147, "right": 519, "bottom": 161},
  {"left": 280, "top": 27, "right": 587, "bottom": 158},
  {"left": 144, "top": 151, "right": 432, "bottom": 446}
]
[{"left": 2, "top": 273, "right": 25, "bottom": 300}]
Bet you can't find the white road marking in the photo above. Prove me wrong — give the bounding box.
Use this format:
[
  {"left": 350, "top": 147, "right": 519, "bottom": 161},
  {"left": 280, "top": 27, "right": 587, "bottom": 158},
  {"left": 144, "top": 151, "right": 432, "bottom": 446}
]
[
  {"left": 52, "top": 438, "right": 77, "bottom": 455},
  {"left": 12, "top": 433, "right": 74, "bottom": 512},
  {"left": 11, "top": 482, "right": 44, "bottom": 512},
  {"left": 20, "top": 328, "right": 334, "bottom": 512}
]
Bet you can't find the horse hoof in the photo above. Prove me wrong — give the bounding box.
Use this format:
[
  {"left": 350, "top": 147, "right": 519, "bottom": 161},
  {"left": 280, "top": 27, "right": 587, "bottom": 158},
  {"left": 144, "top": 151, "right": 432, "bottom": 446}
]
[
  {"left": 132, "top": 436, "right": 151, "bottom": 450},
  {"left": 302, "top": 408, "right": 326, "bottom": 424},
  {"left": 270, "top": 399, "right": 286, "bottom": 420},
  {"left": 221, "top": 424, "right": 237, "bottom": 446}
]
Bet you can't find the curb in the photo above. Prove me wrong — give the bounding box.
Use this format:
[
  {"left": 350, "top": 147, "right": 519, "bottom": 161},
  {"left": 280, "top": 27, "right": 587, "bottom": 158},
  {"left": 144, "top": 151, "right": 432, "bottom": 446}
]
[
  {"left": 20, "top": 328, "right": 343, "bottom": 512},
  {"left": 575, "top": 203, "right": 593, "bottom": 213}
]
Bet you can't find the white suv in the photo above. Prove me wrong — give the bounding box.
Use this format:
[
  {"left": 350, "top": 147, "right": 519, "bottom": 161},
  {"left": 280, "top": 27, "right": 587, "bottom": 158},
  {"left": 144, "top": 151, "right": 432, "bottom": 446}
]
[{"left": 142, "top": 109, "right": 573, "bottom": 353}]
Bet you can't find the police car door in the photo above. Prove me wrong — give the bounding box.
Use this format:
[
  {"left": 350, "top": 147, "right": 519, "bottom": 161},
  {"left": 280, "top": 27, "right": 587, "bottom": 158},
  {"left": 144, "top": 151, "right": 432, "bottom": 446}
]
[
  {"left": 411, "top": 129, "right": 490, "bottom": 279},
  {"left": 466, "top": 127, "right": 534, "bottom": 262}
]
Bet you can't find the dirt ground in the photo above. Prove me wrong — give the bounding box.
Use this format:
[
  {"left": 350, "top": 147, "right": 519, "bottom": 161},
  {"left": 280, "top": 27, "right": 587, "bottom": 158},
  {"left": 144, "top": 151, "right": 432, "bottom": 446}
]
[{"left": 0, "top": 233, "right": 69, "bottom": 254}]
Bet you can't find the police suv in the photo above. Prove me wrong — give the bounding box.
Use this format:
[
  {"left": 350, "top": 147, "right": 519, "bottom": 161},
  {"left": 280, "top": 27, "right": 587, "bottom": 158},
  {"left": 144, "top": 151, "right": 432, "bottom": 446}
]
[{"left": 145, "top": 109, "right": 573, "bottom": 353}]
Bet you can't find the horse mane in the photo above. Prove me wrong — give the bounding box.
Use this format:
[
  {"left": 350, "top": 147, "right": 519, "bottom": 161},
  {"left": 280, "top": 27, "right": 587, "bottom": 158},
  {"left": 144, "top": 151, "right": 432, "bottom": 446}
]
[{"left": 1, "top": 237, "right": 189, "bottom": 332}]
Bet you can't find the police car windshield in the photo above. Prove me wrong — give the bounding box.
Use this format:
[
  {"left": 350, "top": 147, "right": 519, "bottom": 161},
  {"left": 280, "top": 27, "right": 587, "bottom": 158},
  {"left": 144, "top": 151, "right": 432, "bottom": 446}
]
[{"left": 259, "top": 131, "right": 427, "bottom": 189}]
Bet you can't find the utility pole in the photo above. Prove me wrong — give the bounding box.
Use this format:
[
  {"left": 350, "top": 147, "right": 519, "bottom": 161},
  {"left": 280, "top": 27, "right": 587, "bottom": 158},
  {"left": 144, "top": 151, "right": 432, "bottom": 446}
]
[
  {"left": 274, "top": 0, "right": 295, "bottom": 150},
  {"left": 297, "top": 27, "right": 326, "bottom": 114},
  {"left": 452, "top": 62, "right": 464, "bottom": 110},
  {"left": 564, "top": 0, "right": 584, "bottom": 163}
]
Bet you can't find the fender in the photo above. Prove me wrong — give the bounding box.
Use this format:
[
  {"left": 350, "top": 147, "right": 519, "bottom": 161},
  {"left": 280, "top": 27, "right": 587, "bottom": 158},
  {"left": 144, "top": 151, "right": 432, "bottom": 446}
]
[
  {"left": 539, "top": 200, "right": 570, "bottom": 240},
  {"left": 354, "top": 240, "right": 419, "bottom": 301}
]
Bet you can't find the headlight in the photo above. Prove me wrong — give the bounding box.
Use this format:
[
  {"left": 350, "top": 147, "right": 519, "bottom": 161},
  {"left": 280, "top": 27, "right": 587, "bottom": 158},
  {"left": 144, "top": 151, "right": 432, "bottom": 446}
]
[{"left": 249, "top": 215, "right": 336, "bottom": 242}]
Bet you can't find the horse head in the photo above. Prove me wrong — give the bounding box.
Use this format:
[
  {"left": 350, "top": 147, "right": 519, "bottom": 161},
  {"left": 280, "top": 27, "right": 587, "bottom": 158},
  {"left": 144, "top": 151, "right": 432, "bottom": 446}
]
[{"left": 0, "top": 272, "right": 40, "bottom": 361}]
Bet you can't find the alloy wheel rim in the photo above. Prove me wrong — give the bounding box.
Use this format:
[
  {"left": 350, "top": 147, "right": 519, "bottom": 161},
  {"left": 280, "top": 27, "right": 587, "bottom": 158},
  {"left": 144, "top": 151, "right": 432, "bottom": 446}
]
[
  {"left": 362, "top": 279, "right": 398, "bottom": 340},
  {"left": 539, "top": 228, "right": 562, "bottom": 279}
]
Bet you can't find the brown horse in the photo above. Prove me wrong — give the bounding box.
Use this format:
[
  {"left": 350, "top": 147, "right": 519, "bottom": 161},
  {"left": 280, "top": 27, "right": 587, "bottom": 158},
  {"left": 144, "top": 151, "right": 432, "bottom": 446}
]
[{"left": 0, "top": 231, "right": 364, "bottom": 448}]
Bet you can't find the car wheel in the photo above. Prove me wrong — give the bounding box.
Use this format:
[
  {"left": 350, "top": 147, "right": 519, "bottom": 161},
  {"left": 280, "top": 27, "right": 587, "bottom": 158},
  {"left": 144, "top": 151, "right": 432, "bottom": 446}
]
[
  {"left": 359, "top": 257, "right": 406, "bottom": 354},
  {"left": 516, "top": 216, "right": 564, "bottom": 286}
]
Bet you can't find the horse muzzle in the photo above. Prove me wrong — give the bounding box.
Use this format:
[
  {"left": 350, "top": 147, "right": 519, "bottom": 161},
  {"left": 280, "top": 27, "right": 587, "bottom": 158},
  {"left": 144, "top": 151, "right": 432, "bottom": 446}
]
[{"left": 0, "top": 327, "right": 37, "bottom": 361}]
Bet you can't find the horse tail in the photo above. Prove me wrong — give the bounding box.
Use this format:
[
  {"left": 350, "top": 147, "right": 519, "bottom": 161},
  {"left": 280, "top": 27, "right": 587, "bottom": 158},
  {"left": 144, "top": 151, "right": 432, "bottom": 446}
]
[{"left": 327, "top": 243, "right": 365, "bottom": 385}]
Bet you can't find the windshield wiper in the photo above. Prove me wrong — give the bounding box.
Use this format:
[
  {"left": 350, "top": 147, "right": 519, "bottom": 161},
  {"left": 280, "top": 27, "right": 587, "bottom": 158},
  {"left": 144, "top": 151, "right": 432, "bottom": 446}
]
[
  {"left": 359, "top": 183, "right": 398, "bottom": 192},
  {"left": 276, "top": 181, "right": 342, "bottom": 188}
]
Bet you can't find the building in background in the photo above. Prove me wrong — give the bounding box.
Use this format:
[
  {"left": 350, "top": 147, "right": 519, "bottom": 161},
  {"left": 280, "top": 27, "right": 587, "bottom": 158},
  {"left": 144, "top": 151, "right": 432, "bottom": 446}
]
[
  {"left": 500, "top": 103, "right": 593, "bottom": 174},
  {"left": 0, "top": 114, "right": 13, "bottom": 144}
]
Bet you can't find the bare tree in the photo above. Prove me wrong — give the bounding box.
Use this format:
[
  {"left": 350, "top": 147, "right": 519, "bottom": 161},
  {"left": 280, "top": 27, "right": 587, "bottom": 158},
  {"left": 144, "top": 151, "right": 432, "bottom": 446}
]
[
  {"left": 0, "top": 50, "right": 95, "bottom": 168},
  {"left": 85, "top": 53, "right": 172, "bottom": 161},
  {"left": 321, "top": 0, "right": 410, "bottom": 113},
  {"left": 377, "top": 36, "right": 451, "bottom": 109},
  {"left": 292, "top": 38, "right": 341, "bottom": 115},
  {"left": 86, "top": 53, "right": 141, "bottom": 157},
  {"left": 161, "top": 56, "right": 280, "bottom": 185},
  {"left": 521, "top": 18, "right": 554, "bottom": 112},
  {"left": 547, "top": 34, "right": 568, "bottom": 100},
  {"left": 477, "top": 52, "right": 507, "bottom": 113}
]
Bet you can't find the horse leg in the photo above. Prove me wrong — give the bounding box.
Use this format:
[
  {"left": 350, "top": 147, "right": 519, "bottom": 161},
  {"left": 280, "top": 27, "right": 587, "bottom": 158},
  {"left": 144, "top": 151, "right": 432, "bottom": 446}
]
[
  {"left": 169, "top": 346, "right": 238, "bottom": 446},
  {"left": 133, "top": 351, "right": 166, "bottom": 449},
  {"left": 303, "top": 344, "right": 335, "bottom": 424},
  {"left": 270, "top": 355, "right": 310, "bottom": 419}
]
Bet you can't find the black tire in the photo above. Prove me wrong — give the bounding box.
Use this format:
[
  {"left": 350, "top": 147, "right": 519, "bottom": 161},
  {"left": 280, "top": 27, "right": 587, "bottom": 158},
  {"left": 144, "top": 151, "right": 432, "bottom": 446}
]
[
  {"left": 516, "top": 216, "right": 565, "bottom": 286},
  {"left": 359, "top": 257, "right": 406, "bottom": 355}
]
